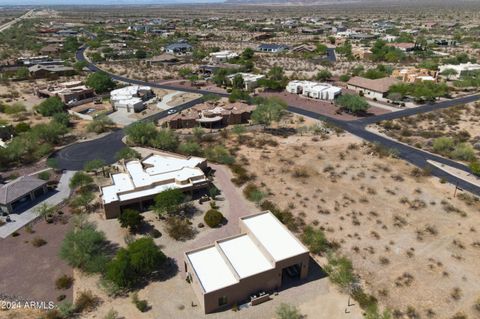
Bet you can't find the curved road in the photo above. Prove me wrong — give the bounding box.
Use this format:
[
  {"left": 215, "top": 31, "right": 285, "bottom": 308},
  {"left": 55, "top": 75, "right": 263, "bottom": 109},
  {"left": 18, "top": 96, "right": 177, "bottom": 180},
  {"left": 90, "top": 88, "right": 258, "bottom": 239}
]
[{"left": 54, "top": 43, "right": 480, "bottom": 196}]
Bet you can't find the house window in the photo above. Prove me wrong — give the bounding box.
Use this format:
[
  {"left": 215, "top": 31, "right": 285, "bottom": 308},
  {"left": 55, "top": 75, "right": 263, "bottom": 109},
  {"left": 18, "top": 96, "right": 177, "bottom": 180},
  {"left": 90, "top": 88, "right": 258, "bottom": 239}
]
[{"left": 218, "top": 296, "right": 228, "bottom": 306}]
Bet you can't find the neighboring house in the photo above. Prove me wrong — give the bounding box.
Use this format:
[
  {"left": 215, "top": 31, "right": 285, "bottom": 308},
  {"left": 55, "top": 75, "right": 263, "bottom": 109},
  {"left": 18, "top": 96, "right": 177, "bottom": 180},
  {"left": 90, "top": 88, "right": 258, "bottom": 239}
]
[
  {"left": 286, "top": 80, "right": 342, "bottom": 101},
  {"left": 209, "top": 50, "right": 239, "bottom": 63},
  {"left": 28, "top": 64, "right": 76, "bottom": 78},
  {"left": 40, "top": 44, "right": 61, "bottom": 57},
  {"left": 429, "top": 39, "right": 457, "bottom": 46},
  {"left": 185, "top": 211, "right": 310, "bottom": 314},
  {"left": 352, "top": 47, "right": 372, "bottom": 60},
  {"left": 347, "top": 76, "right": 399, "bottom": 100},
  {"left": 166, "top": 102, "right": 255, "bottom": 129},
  {"left": 165, "top": 42, "right": 193, "bottom": 55},
  {"left": 0, "top": 176, "right": 48, "bottom": 214},
  {"left": 391, "top": 67, "right": 437, "bottom": 83},
  {"left": 36, "top": 81, "right": 95, "bottom": 104},
  {"left": 257, "top": 44, "right": 289, "bottom": 53},
  {"left": 100, "top": 153, "right": 210, "bottom": 218},
  {"left": 226, "top": 73, "right": 265, "bottom": 91},
  {"left": 348, "top": 33, "right": 378, "bottom": 41},
  {"left": 56, "top": 29, "right": 78, "bottom": 36},
  {"left": 291, "top": 44, "right": 316, "bottom": 54},
  {"left": 385, "top": 42, "right": 418, "bottom": 52},
  {"left": 438, "top": 62, "right": 480, "bottom": 80},
  {"left": 110, "top": 85, "right": 154, "bottom": 113}
]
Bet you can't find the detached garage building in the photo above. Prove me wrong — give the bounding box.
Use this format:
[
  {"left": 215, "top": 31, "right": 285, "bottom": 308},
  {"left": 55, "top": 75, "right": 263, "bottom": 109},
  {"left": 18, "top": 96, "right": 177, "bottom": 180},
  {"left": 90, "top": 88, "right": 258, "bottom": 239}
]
[
  {"left": 184, "top": 211, "right": 310, "bottom": 313},
  {"left": 0, "top": 176, "right": 48, "bottom": 214}
]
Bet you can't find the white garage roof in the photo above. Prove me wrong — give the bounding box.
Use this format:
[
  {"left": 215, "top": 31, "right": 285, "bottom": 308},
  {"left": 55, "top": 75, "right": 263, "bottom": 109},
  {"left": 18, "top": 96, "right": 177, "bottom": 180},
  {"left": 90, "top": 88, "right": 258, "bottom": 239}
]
[
  {"left": 187, "top": 246, "right": 238, "bottom": 293},
  {"left": 218, "top": 234, "right": 273, "bottom": 279},
  {"left": 186, "top": 211, "right": 309, "bottom": 294},
  {"left": 241, "top": 212, "right": 308, "bottom": 261}
]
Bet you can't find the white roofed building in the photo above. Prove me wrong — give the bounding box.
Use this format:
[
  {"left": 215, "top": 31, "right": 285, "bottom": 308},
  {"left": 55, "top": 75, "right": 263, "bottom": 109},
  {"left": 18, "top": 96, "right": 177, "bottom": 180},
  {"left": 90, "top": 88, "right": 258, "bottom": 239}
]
[
  {"left": 438, "top": 62, "right": 480, "bottom": 80},
  {"left": 100, "top": 153, "right": 209, "bottom": 218},
  {"left": 110, "top": 85, "right": 154, "bottom": 113},
  {"left": 185, "top": 211, "right": 310, "bottom": 314},
  {"left": 209, "top": 50, "right": 239, "bottom": 63},
  {"left": 286, "top": 80, "right": 342, "bottom": 100},
  {"left": 226, "top": 73, "right": 265, "bottom": 91}
]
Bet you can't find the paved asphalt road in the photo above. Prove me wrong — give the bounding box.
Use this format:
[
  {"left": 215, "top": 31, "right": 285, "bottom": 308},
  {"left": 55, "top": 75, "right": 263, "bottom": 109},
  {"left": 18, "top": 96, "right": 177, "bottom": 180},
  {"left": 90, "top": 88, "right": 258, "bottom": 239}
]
[{"left": 54, "top": 44, "right": 480, "bottom": 196}]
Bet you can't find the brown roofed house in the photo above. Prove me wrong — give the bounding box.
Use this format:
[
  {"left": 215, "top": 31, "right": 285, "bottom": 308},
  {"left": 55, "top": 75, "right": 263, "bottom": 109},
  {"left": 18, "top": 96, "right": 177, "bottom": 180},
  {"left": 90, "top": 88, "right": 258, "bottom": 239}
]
[
  {"left": 347, "top": 76, "right": 399, "bottom": 100},
  {"left": 0, "top": 176, "right": 48, "bottom": 214}
]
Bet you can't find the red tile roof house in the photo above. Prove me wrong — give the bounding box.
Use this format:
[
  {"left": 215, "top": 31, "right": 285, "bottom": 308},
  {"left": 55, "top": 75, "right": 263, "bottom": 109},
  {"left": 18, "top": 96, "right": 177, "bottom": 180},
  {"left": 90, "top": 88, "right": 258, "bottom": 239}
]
[{"left": 0, "top": 176, "right": 48, "bottom": 214}]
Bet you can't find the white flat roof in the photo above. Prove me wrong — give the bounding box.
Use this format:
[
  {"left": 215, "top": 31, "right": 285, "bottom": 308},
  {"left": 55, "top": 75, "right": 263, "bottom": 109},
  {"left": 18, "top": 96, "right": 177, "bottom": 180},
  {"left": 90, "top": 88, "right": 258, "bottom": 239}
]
[
  {"left": 242, "top": 212, "right": 308, "bottom": 261},
  {"left": 187, "top": 246, "right": 238, "bottom": 293},
  {"left": 101, "top": 154, "right": 207, "bottom": 204},
  {"left": 218, "top": 234, "right": 273, "bottom": 279}
]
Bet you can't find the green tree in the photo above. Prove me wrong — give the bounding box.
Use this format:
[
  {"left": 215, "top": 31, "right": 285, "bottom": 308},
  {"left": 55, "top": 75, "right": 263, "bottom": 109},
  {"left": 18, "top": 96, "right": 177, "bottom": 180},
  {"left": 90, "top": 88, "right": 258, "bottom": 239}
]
[
  {"left": 135, "top": 49, "right": 147, "bottom": 59},
  {"left": 154, "top": 188, "right": 185, "bottom": 216},
  {"left": 231, "top": 74, "right": 245, "bottom": 90},
  {"left": 316, "top": 69, "right": 332, "bottom": 82},
  {"left": 125, "top": 122, "right": 158, "bottom": 146},
  {"left": 275, "top": 303, "right": 302, "bottom": 319},
  {"left": 251, "top": 97, "right": 287, "bottom": 126},
  {"left": 69, "top": 171, "right": 94, "bottom": 190},
  {"left": 73, "top": 61, "right": 87, "bottom": 73},
  {"left": 241, "top": 47, "right": 254, "bottom": 60},
  {"left": 15, "top": 67, "right": 29, "bottom": 79},
  {"left": 36, "top": 96, "right": 65, "bottom": 116},
  {"left": 63, "top": 36, "right": 80, "bottom": 52},
  {"left": 268, "top": 66, "right": 285, "bottom": 82},
  {"left": 178, "top": 141, "right": 202, "bottom": 156},
  {"left": 432, "top": 137, "right": 454, "bottom": 155},
  {"left": 441, "top": 68, "right": 458, "bottom": 80},
  {"left": 118, "top": 209, "right": 144, "bottom": 233},
  {"left": 335, "top": 94, "right": 370, "bottom": 114},
  {"left": 59, "top": 222, "right": 108, "bottom": 273},
  {"left": 213, "top": 68, "right": 228, "bottom": 87},
  {"left": 151, "top": 128, "right": 179, "bottom": 151},
  {"left": 53, "top": 112, "right": 70, "bottom": 127},
  {"left": 115, "top": 147, "right": 141, "bottom": 161},
  {"left": 86, "top": 115, "right": 114, "bottom": 134},
  {"left": 106, "top": 237, "right": 166, "bottom": 288},
  {"left": 70, "top": 191, "right": 95, "bottom": 213},
  {"left": 86, "top": 72, "right": 116, "bottom": 93},
  {"left": 84, "top": 159, "right": 106, "bottom": 176}
]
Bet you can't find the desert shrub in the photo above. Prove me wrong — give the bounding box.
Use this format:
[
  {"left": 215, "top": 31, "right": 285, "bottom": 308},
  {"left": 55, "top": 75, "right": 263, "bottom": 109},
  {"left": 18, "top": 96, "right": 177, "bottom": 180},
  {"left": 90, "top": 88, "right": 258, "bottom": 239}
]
[
  {"left": 243, "top": 183, "right": 265, "bottom": 202},
  {"left": 275, "top": 303, "right": 302, "bottom": 319},
  {"left": 5, "top": 102, "right": 26, "bottom": 114},
  {"left": 75, "top": 290, "right": 98, "bottom": 312},
  {"left": 205, "top": 145, "right": 235, "bottom": 164},
  {"left": 230, "top": 163, "right": 253, "bottom": 186},
  {"left": 432, "top": 137, "right": 454, "bottom": 155},
  {"left": 324, "top": 255, "right": 357, "bottom": 289},
  {"left": 451, "top": 143, "right": 476, "bottom": 161},
  {"left": 32, "top": 237, "right": 47, "bottom": 247},
  {"left": 470, "top": 161, "right": 480, "bottom": 176},
  {"left": 38, "top": 171, "right": 51, "bottom": 181},
  {"left": 178, "top": 141, "right": 203, "bottom": 156},
  {"left": 103, "top": 309, "right": 119, "bottom": 319},
  {"left": 86, "top": 115, "right": 115, "bottom": 134},
  {"left": 36, "top": 97, "right": 65, "bottom": 116},
  {"left": 165, "top": 216, "right": 195, "bottom": 241},
  {"left": 204, "top": 209, "right": 224, "bottom": 228},
  {"left": 132, "top": 292, "right": 149, "bottom": 312},
  {"left": 55, "top": 275, "right": 74, "bottom": 290},
  {"left": 292, "top": 166, "right": 310, "bottom": 178},
  {"left": 301, "top": 226, "right": 330, "bottom": 255}
]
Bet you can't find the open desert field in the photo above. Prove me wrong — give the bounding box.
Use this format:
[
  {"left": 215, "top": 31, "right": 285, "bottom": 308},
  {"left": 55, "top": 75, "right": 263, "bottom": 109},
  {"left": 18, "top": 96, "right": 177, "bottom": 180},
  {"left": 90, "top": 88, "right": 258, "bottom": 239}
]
[{"left": 226, "top": 119, "right": 480, "bottom": 319}]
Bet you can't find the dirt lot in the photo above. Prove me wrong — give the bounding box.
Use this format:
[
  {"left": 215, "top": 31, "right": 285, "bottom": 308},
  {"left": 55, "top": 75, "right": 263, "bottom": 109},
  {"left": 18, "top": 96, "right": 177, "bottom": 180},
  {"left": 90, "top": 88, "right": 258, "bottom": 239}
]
[
  {"left": 228, "top": 127, "right": 480, "bottom": 318},
  {"left": 0, "top": 213, "right": 73, "bottom": 312},
  {"left": 260, "top": 91, "right": 391, "bottom": 121},
  {"left": 374, "top": 103, "right": 480, "bottom": 162}
]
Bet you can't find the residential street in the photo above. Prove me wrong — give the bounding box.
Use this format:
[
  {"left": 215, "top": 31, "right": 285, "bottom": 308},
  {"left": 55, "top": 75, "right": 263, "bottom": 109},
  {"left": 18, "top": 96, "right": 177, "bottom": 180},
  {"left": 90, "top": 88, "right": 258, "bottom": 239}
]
[{"left": 52, "top": 44, "right": 480, "bottom": 197}]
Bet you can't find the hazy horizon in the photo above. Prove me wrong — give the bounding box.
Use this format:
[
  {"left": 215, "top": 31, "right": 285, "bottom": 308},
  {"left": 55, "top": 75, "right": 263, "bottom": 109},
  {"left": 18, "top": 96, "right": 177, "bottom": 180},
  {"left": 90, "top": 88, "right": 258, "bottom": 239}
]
[{"left": 0, "top": 0, "right": 225, "bottom": 5}]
